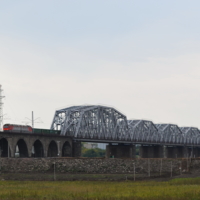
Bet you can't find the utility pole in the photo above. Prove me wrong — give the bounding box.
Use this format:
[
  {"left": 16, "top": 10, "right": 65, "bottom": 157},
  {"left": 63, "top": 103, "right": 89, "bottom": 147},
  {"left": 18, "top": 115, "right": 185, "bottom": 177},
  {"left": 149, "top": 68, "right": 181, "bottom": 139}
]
[
  {"left": 32, "top": 111, "right": 34, "bottom": 128},
  {"left": 24, "top": 111, "right": 42, "bottom": 128},
  {"left": 0, "top": 85, "right": 5, "bottom": 131}
]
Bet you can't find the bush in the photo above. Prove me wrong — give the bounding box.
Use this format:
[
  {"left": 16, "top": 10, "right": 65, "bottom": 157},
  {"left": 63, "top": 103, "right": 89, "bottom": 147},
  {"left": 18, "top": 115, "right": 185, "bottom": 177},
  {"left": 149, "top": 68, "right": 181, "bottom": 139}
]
[{"left": 82, "top": 148, "right": 105, "bottom": 157}]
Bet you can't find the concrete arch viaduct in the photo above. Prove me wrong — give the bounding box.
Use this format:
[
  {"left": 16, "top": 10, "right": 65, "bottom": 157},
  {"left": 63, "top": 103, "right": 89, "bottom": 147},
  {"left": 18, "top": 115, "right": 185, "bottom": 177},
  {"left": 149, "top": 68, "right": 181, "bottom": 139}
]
[
  {"left": 0, "top": 132, "right": 78, "bottom": 158},
  {"left": 1, "top": 105, "right": 200, "bottom": 158}
]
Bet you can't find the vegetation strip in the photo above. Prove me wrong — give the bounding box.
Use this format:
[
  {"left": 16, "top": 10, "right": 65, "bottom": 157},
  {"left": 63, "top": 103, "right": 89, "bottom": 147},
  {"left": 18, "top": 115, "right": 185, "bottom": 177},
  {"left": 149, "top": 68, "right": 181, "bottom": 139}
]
[{"left": 0, "top": 178, "right": 200, "bottom": 199}]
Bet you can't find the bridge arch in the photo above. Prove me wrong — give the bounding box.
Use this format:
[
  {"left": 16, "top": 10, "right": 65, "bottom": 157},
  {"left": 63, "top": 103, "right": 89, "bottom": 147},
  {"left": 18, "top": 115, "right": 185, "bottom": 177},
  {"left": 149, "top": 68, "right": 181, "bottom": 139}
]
[
  {"left": 62, "top": 141, "right": 72, "bottom": 157},
  {"left": 32, "top": 140, "right": 44, "bottom": 157},
  {"left": 47, "top": 140, "right": 58, "bottom": 157},
  {"left": 15, "top": 139, "right": 28, "bottom": 157},
  {"left": 0, "top": 138, "right": 10, "bottom": 157}
]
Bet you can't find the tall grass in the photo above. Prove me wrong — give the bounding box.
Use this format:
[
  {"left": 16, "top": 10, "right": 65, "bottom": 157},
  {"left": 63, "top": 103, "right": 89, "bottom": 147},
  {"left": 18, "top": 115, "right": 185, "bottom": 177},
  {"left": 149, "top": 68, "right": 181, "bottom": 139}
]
[{"left": 0, "top": 178, "right": 200, "bottom": 199}]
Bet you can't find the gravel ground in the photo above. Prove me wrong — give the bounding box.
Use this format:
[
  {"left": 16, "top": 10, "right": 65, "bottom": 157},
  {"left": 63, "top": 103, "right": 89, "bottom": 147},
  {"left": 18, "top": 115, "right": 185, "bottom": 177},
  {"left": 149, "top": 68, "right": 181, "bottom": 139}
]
[{"left": 0, "top": 171, "right": 198, "bottom": 182}]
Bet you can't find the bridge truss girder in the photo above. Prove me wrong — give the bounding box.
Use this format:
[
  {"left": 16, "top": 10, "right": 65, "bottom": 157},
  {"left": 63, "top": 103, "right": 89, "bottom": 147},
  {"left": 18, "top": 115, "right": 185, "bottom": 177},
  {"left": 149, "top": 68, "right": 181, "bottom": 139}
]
[
  {"left": 51, "top": 105, "right": 200, "bottom": 145},
  {"left": 51, "top": 105, "right": 129, "bottom": 141},
  {"left": 128, "top": 120, "right": 159, "bottom": 143},
  {"left": 156, "top": 124, "right": 184, "bottom": 144},
  {"left": 181, "top": 127, "right": 200, "bottom": 145}
]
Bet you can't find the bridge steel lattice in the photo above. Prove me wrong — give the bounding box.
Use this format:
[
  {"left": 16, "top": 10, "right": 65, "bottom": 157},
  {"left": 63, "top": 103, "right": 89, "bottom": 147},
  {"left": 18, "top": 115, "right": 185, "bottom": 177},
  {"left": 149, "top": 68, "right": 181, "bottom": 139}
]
[
  {"left": 51, "top": 106, "right": 128, "bottom": 140},
  {"left": 51, "top": 105, "right": 200, "bottom": 146}
]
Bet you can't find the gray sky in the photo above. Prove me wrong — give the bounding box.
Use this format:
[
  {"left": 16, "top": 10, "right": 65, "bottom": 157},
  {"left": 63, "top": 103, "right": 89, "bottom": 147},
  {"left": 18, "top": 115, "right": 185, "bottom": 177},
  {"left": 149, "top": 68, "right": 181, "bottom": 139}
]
[{"left": 1, "top": 0, "right": 200, "bottom": 129}]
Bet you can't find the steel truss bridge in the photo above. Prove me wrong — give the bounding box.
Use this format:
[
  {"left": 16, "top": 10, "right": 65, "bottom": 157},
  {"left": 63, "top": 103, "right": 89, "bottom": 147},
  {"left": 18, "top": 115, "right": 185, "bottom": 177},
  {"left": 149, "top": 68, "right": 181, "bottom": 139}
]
[{"left": 51, "top": 105, "right": 200, "bottom": 146}]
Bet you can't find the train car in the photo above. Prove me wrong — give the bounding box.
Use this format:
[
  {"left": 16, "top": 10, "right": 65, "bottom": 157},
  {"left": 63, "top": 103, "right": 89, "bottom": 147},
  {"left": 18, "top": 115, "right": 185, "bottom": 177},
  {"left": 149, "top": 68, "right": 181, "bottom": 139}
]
[
  {"left": 3, "top": 124, "right": 33, "bottom": 133},
  {"left": 33, "top": 128, "right": 61, "bottom": 135}
]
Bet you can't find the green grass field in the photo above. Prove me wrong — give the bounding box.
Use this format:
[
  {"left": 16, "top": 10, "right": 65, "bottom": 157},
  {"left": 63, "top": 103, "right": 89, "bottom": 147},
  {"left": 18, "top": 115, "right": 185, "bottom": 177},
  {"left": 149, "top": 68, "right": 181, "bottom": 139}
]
[{"left": 0, "top": 178, "right": 200, "bottom": 200}]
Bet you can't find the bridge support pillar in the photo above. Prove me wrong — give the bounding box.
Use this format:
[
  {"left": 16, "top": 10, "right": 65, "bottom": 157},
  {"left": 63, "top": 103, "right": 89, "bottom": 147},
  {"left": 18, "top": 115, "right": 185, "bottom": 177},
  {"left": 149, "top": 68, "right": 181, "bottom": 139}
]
[
  {"left": 106, "top": 144, "right": 135, "bottom": 158},
  {"left": 10, "top": 148, "right": 15, "bottom": 158},
  {"left": 139, "top": 145, "right": 163, "bottom": 158},
  {"left": 183, "top": 146, "right": 188, "bottom": 158},
  {"left": 57, "top": 141, "right": 62, "bottom": 157},
  {"left": 44, "top": 148, "right": 48, "bottom": 158},
  {"left": 186, "top": 147, "right": 200, "bottom": 158},
  {"left": 72, "top": 141, "right": 81, "bottom": 157},
  {"left": 8, "top": 138, "right": 15, "bottom": 158},
  {"left": 176, "top": 146, "right": 184, "bottom": 158},
  {"left": 187, "top": 147, "right": 193, "bottom": 158},
  {"left": 193, "top": 147, "right": 200, "bottom": 158},
  {"left": 165, "top": 146, "right": 185, "bottom": 158}
]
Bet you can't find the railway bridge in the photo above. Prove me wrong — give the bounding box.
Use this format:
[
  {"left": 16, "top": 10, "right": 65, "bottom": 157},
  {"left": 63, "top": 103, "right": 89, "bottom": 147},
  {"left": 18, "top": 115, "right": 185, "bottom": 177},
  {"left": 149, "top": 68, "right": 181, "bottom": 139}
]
[
  {"left": 1, "top": 105, "right": 200, "bottom": 158},
  {"left": 50, "top": 105, "right": 200, "bottom": 158}
]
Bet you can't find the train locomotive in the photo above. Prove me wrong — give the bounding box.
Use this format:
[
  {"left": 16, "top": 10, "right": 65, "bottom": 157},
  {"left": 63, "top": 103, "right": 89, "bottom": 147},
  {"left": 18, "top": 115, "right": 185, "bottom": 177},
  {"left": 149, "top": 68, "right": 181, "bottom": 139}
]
[
  {"left": 3, "top": 124, "right": 32, "bottom": 133},
  {"left": 3, "top": 124, "right": 60, "bottom": 135}
]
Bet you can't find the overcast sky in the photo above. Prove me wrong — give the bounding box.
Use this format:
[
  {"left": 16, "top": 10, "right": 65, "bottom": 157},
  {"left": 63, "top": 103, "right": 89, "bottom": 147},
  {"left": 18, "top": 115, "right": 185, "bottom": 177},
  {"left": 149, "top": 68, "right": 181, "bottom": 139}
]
[{"left": 1, "top": 0, "right": 200, "bottom": 129}]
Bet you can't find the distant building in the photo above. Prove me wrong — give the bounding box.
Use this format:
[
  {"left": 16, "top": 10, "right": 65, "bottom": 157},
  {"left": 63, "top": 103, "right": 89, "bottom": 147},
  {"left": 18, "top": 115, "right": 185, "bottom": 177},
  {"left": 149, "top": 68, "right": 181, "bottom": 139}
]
[
  {"left": 83, "top": 142, "right": 107, "bottom": 149},
  {"left": 97, "top": 143, "right": 107, "bottom": 149}
]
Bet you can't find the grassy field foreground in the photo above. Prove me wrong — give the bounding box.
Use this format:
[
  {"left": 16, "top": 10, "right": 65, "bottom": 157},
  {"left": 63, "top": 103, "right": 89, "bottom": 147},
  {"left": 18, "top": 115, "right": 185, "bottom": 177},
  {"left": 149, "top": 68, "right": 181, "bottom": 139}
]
[{"left": 0, "top": 178, "right": 200, "bottom": 200}]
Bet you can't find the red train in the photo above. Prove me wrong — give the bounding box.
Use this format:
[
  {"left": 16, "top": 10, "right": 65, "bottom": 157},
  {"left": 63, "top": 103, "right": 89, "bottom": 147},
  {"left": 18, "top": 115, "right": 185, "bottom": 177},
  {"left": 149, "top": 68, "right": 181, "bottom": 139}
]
[
  {"left": 3, "top": 124, "right": 61, "bottom": 135},
  {"left": 3, "top": 124, "right": 33, "bottom": 133}
]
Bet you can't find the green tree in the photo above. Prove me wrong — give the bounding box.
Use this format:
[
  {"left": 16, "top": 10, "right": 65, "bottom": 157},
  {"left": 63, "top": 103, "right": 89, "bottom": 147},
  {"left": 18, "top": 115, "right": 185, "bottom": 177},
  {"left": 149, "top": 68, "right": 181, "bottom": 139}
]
[{"left": 82, "top": 148, "right": 105, "bottom": 157}]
